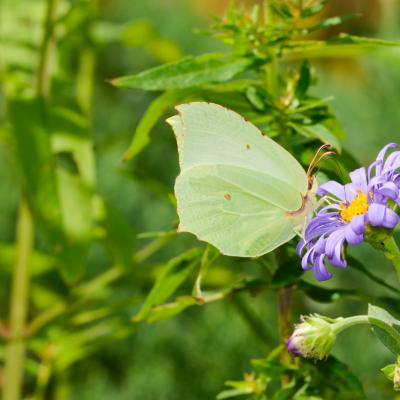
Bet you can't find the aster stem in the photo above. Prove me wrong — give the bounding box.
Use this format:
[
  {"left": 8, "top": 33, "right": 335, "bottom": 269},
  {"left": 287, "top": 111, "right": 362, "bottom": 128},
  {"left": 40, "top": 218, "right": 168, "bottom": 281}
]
[{"left": 382, "top": 237, "right": 400, "bottom": 285}]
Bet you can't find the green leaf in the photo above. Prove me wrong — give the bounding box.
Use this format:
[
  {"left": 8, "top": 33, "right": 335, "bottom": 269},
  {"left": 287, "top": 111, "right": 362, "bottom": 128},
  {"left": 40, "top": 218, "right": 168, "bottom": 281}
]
[
  {"left": 97, "top": 198, "right": 135, "bottom": 268},
  {"left": 368, "top": 304, "right": 400, "bottom": 355},
  {"left": 9, "top": 98, "right": 94, "bottom": 283},
  {"left": 146, "top": 295, "right": 200, "bottom": 323},
  {"left": 295, "top": 61, "right": 311, "bottom": 99},
  {"left": 301, "top": 0, "right": 328, "bottom": 18},
  {"left": 134, "top": 248, "right": 202, "bottom": 321},
  {"left": 289, "top": 122, "right": 341, "bottom": 151},
  {"left": 381, "top": 363, "right": 396, "bottom": 382},
  {"left": 298, "top": 281, "right": 355, "bottom": 303},
  {"left": 216, "top": 387, "right": 252, "bottom": 400},
  {"left": 271, "top": 258, "right": 304, "bottom": 287},
  {"left": 122, "top": 89, "right": 192, "bottom": 161},
  {"left": 332, "top": 33, "right": 400, "bottom": 47},
  {"left": 315, "top": 356, "right": 366, "bottom": 399},
  {"left": 300, "top": 14, "right": 359, "bottom": 35},
  {"left": 245, "top": 86, "right": 266, "bottom": 111},
  {"left": 283, "top": 35, "right": 400, "bottom": 60},
  {"left": 111, "top": 53, "right": 254, "bottom": 91}
]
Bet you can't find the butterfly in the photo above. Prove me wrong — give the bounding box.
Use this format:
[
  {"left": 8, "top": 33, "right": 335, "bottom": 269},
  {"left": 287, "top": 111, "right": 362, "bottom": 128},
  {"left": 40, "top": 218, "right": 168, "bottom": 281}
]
[{"left": 167, "top": 102, "right": 328, "bottom": 257}]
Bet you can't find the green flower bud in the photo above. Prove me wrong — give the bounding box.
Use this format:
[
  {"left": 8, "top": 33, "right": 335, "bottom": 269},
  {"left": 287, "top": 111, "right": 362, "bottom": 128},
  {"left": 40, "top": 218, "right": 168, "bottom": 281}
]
[{"left": 287, "top": 314, "right": 341, "bottom": 360}]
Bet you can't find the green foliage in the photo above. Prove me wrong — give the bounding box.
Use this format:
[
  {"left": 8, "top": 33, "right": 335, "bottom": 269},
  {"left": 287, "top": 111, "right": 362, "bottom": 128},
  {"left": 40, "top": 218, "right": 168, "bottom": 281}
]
[
  {"left": 218, "top": 349, "right": 366, "bottom": 400},
  {"left": 2, "top": 0, "right": 400, "bottom": 399}
]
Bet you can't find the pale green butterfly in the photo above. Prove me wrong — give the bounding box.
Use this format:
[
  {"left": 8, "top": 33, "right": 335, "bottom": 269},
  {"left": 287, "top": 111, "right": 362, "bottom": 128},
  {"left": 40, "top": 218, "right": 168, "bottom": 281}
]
[{"left": 167, "top": 102, "right": 322, "bottom": 257}]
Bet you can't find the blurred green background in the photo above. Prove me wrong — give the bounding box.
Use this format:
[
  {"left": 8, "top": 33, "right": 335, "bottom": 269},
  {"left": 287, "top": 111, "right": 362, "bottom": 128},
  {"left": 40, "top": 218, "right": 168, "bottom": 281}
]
[{"left": 2, "top": 0, "right": 400, "bottom": 399}]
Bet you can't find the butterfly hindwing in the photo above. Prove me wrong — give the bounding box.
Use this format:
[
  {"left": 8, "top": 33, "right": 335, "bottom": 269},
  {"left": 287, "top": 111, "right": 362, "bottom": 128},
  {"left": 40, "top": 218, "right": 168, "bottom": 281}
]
[{"left": 175, "top": 165, "right": 296, "bottom": 257}]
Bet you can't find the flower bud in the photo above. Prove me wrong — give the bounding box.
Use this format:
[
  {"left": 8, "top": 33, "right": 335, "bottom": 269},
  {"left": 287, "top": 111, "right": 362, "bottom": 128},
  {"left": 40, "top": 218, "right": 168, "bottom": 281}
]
[
  {"left": 286, "top": 314, "right": 339, "bottom": 360},
  {"left": 381, "top": 357, "right": 400, "bottom": 391}
]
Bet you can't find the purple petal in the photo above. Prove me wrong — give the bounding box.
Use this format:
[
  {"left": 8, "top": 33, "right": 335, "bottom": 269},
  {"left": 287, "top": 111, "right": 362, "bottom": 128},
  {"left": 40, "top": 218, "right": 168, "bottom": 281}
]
[
  {"left": 317, "top": 181, "right": 346, "bottom": 200},
  {"left": 376, "top": 143, "right": 398, "bottom": 175},
  {"left": 377, "top": 182, "right": 398, "bottom": 200},
  {"left": 344, "top": 184, "right": 357, "bottom": 202},
  {"left": 328, "top": 236, "right": 347, "bottom": 268},
  {"left": 368, "top": 160, "right": 382, "bottom": 181},
  {"left": 287, "top": 337, "right": 301, "bottom": 356},
  {"left": 368, "top": 203, "right": 386, "bottom": 226},
  {"left": 349, "top": 214, "right": 365, "bottom": 235},
  {"left": 313, "top": 254, "right": 333, "bottom": 281},
  {"left": 325, "top": 229, "right": 345, "bottom": 258},
  {"left": 296, "top": 239, "right": 305, "bottom": 256},
  {"left": 383, "top": 208, "right": 400, "bottom": 229},
  {"left": 301, "top": 247, "right": 315, "bottom": 271},
  {"left": 344, "top": 224, "right": 364, "bottom": 245},
  {"left": 350, "top": 167, "right": 368, "bottom": 192},
  {"left": 382, "top": 151, "right": 400, "bottom": 171}
]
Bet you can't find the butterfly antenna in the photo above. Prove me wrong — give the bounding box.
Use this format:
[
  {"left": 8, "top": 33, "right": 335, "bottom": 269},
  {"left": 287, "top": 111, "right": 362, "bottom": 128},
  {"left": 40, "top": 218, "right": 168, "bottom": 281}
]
[{"left": 307, "top": 144, "right": 335, "bottom": 178}]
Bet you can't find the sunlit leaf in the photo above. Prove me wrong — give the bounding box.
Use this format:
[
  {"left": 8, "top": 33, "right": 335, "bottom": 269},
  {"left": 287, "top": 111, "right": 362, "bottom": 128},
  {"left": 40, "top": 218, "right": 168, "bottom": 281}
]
[
  {"left": 122, "top": 89, "right": 193, "bottom": 161},
  {"left": 111, "top": 53, "right": 254, "bottom": 90}
]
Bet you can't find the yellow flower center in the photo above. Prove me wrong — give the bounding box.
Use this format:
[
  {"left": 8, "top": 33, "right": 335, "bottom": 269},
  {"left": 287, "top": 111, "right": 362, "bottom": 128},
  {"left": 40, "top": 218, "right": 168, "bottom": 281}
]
[{"left": 339, "top": 190, "right": 369, "bottom": 223}]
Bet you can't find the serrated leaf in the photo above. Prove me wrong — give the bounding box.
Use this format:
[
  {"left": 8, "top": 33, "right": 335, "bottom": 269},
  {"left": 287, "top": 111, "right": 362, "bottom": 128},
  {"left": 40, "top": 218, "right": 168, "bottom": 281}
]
[{"left": 111, "top": 53, "right": 254, "bottom": 90}]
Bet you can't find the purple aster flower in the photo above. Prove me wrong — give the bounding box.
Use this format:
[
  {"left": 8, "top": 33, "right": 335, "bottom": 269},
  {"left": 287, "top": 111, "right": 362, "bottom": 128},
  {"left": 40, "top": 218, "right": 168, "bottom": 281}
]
[{"left": 298, "top": 143, "right": 400, "bottom": 281}]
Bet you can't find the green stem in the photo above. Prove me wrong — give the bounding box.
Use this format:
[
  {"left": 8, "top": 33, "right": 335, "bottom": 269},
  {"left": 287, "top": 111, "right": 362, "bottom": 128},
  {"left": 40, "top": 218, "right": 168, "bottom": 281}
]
[
  {"left": 334, "top": 315, "right": 400, "bottom": 346},
  {"left": 3, "top": 199, "right": 34, "bottom": 400},
  {"left": 382, "top": 236, "right": 400, "bottom": 285},
  {"left": 278, "top": 287, "right": 293, "bottom": 347},
  {"left": 36, "top": 0, "right": 59, "bottom": 97},
  {"left": 31, "top": 347, "right": 54, "bottom": 400}
]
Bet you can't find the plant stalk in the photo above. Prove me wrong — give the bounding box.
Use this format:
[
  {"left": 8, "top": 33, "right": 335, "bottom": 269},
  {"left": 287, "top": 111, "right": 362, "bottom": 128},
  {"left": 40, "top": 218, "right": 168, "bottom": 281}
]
[
  {"left": 3, "top": 199, "right": 34, "bottom": 400},
  {"left": 3, "top": 0, "right": 58, "bottom": 398}
]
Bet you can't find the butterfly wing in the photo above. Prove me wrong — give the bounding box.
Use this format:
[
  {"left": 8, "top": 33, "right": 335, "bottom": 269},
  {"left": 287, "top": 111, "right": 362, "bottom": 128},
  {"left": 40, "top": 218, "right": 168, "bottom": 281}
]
[
  {"left": 168, "top": 102, "right": 310, "bottom": 257},
  {"left": 169, "top": 102, "right": 308, "bottom": 194},
  {"left": 175, "top": 165, "right": 298, "bottom": 256}
]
